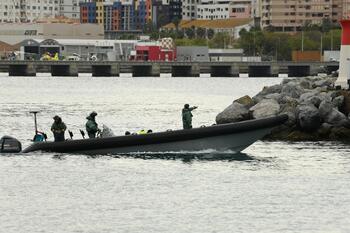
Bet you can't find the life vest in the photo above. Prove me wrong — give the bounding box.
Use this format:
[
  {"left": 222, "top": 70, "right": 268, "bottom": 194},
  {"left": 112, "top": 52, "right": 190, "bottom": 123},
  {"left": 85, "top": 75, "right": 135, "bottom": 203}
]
[{"left": 137, "top": 130, "right": 147, "bottom": 135}]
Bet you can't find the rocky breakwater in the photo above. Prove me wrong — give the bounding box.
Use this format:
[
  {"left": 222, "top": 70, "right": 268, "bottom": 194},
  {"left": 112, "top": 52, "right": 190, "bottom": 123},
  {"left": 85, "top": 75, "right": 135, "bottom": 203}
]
[{"left": 216, "top": 77, "right": 350, "bottom": 141}]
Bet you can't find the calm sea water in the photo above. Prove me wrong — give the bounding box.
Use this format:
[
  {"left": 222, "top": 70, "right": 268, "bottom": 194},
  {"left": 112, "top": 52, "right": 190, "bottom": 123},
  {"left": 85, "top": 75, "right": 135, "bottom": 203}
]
[{"left": 0, "top": 76, "right": 350, "bottom": 233}]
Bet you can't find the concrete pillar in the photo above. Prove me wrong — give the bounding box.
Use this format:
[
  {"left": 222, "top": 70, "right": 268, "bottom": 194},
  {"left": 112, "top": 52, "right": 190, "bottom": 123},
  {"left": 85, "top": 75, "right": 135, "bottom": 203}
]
[
  {"left": 270, "top": 64, "right": 279, "bottom": 77},
  {"left": 191, "top": 63, "right": 200, "bottom": 77},
  {"left": 69, "top": 64, "right": 78, "bottom": 77},
  {"left": 9, "top": 64, "right": 36, "bottom": 76},
  {"left": 337, "top": 20, "right": 350, "bottom": 89},
  {"left": 231, "top": 64, "right": 240, "bottom": 77},
  {"left": 309, "top": 64, "right": 319, "bottom": 76},
  {"left": 111, "top": 64, "right": 120, "bottom": 77},
  {"left": 239, "top": 64, "right": 249, "bottom": 75},
  {"left": 161, "top": 64, "right": 172, "bottom": 74},
  {"left": 26, "top": 63, "right": 36, "bottom": 76},
  {"left": 151, "top": 63, "right": 160, "bottom": 77}
]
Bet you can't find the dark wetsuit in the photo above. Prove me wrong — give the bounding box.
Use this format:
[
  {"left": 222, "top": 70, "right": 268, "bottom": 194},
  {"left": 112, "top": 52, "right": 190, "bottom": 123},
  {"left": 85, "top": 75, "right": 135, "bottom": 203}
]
[{"left": 51, "top": 121, "right": 67, "bottom": 142}]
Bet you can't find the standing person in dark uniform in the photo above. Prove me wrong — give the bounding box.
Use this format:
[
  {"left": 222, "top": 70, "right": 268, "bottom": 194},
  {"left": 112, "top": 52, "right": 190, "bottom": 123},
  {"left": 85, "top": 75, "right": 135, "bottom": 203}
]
[
  {"left": 85, "top": 111, "right": 100, "bottom": 138},
  {"left": 182, "top": 104, "right": 198, "bottom": 129},
  {"left": 51, "top": 115, "right": 67, "bottom": 142}
]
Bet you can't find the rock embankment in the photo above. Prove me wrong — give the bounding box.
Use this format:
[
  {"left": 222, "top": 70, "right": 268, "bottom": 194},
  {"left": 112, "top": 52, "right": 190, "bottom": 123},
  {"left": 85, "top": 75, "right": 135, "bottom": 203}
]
[{"left": 216, "top": 77, "right": 350, "bottom": 141}]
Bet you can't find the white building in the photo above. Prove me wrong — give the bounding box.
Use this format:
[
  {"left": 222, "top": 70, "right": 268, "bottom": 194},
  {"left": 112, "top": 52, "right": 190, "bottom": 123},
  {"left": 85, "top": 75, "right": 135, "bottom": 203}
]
[
  {"left": 0, "top": 23, "right": 104, "bottom": 44},
  {"left": 0, "top": 0, "right": 80, "bottom": 23},
  {"left": 183, "top": 0, "right": 254, "bottom": 20},
  {"left": 182, "top": 0, "right": 200, "bottom": 20},
  {"left": 197, "top": 0, "right": 231, "bottom": 20},
  {"left": 58, "top": 0, "right": 80, "bottom": 19},
  {"left": 251, "top": 0, "right": 260, "bottom": 18}
]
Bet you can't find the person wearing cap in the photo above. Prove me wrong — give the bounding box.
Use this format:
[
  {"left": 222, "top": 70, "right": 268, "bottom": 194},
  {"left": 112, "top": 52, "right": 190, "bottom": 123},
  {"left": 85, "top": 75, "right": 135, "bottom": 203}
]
[
  {"left": 51, "top": 115, "right": 67, "bottom": 142},
  {"left": 85, "top": 111, "right": 100, "bottom": 138},
  {"left": 182, "top": 104, "right": 198, "bottom": 129}
]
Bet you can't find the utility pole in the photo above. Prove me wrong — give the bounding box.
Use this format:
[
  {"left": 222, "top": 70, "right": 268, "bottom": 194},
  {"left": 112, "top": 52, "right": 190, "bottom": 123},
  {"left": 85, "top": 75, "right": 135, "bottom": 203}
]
[
  {"left": 253, "top": 31, "right": 256, "bottom": 56},
  {"left": 301, "top": 31, "right": 304, "bottom": 52},
  {"left": 320, "top": 33, "right": 323, "bottom": 59},
  {"left": 275, "top": 37, "right": 280, "bottom": 61},
  {"left": 331, "top": 27, "right": 334, "bottom": 50}
]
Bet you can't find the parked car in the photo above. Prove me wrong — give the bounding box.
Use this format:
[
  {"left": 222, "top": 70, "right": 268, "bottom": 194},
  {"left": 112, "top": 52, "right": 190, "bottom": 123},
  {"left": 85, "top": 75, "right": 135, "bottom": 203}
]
[{"left": 66, "top": 53, "right": 81, "bottom": 61}]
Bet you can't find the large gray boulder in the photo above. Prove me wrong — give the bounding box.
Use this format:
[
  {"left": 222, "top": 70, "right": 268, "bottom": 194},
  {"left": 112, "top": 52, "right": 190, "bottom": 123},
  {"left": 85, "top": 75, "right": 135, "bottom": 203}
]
[
  {"left": 296, "top": 104, "right": 321, "bottom": 131},
  {"left": 279, "top": 95, "right": 298, "bottom": 105},
  {"left": 250, "top": 99, "right": 280, "bottom": 119},
  {"left": 299, "top": 79, "right": 312, "bottom": 89},
  {"left": 312, "top": 78, "right": 334, "bottom": 89},
  {"left": 216, "top": 102, "right": 250, "bottom": 124},
  {"left": 279, "top": 98, "right": 298, "bottom": 126},
  {"left": 319, "top": 101, "right": 349, "bottom": 127},
  {"left": 264, "top": 93, "right": 282, "bottom": 102},
  {"left": 281, "top": 81, "right": 304, "bottom": 99},
  {"left": 327, "top": 91, "right": 338, "bottom": 100},
  {"left": 318, "top": 92, "right": 332, "bottom": 103},
  {"left": 261, "top": 84, "right": 282, "bottom": 95},
  {"left": 253, "top": 84, "right": 282, "bottom": 102},
  {"left": 234, "top": 95, "right": 255, "bottom": 108},
  {"left": 299, "top": 91, "right": 323, "bottom": 107},
  {"left": 282, "top": 78, "right": 293, "bottom": 85},
  {"left": 332, "top": 95, "right": 344, "bottom": 110}
]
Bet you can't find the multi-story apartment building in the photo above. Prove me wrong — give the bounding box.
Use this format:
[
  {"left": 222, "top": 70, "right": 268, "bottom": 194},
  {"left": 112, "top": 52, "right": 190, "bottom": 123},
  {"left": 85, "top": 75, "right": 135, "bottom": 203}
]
[
  {"left": 95, "top": 0, "right": 104, "bottom": 25},
  {"left": 184, "top": 0, "right": 253, "bottom": 20},
  {"left": 229, "top": 0, "right": 252, "bottom": 19},
  {"left": 251, "top": 0, "right": 260, "bottom": 18},
  {"left": 0, "top": 0, "right": 81, "bottom": 23},
  {"left": 80, "top": 0, "right": 144, "bottom": 32},
  {"left": 152, "top": 0, "right": 182, "bottom": 28},
  {"left": 197, "top": 0, "right": 231, "bottom": 20},
  {"left": 0, "top": 0, "right": 59, "bottom": 23},
  {"left": 118, "top": 0, "right": 135, "bottom": 31},
  {"left": 182, "top": 0, "right": 200, "bottom": 20},
  {"left": 135, "top": 0, "right": 152, "bottom": 30},
  {"left": 344, "top": 0, "right": 350, "bottom": 17},
  {"left": 58, "top": 0, "right": 80, "bottom": 19},
  {"left": 261, "top": 0, "right": 350, "bottom": 31},
  {"left": 80, "top": 1, "right": 97, "bottom": 23}
]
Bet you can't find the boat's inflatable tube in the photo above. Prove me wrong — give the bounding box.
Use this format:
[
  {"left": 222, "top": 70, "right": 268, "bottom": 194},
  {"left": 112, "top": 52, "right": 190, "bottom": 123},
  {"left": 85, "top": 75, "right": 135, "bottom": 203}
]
[{"left": 22, "top": 115, "right": 288, "bottom": 154}]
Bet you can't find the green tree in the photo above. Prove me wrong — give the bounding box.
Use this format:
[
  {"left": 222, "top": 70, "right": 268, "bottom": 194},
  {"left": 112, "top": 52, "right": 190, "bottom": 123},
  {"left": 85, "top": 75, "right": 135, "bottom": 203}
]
[
  {"left": 157, "top": 13, "right": 169, "bottom": 28},
  {"left": 196, "top": 27, "right": 206, "bottom": 39},
  {"left": 207, "top": 29, "right": 215, "bottom": 39},
  {"left": 172, "top": 17, "right": 181, "bottom": 32},
  {"left": 143, "top": 20, "right": 155, "bottom": 34},
  {"left": 176, "top": 30, "right": 185, "bottom": 39},
  {"left": 209, "top": 32, "right": 232, "bottom": 48},
  {"left": 185, "top": 27, "right": 195, "bottom": 39},
  {"left": 321, "top": 18, "right": 331, "bottom": 32},
  {"left": 175, "top": 38, "right": 207, "bottom": 46},
  {"left": 150, "top": 31, "right": 160, "bottom": 40}
]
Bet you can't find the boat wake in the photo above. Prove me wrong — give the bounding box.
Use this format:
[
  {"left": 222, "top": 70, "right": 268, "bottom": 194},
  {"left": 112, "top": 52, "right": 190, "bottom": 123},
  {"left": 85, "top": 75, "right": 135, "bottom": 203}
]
[{"left": 109, "top": 149, "right": 255, "bottom": 161}]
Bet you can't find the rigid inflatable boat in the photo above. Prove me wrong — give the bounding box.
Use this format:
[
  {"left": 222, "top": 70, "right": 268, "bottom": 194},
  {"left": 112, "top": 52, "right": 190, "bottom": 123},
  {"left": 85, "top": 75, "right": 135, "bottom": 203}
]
[{"left": 18, "top": 115, "right": 288, "bottom": 155}]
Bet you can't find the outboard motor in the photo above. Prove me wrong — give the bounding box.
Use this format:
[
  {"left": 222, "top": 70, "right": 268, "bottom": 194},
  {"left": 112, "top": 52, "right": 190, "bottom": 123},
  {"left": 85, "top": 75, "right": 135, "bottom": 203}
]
[{"left": 0, "top": 136, "right": 22, "bottom": 153}]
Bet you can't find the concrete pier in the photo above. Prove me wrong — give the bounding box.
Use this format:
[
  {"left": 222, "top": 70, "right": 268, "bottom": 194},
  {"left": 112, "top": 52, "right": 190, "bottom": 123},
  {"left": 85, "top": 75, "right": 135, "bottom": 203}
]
[
  {"left": 51, "top": 64, "right": 78, "bottom": 77},
  {"left": 9, "top": 64, "right": 36, "bottom": 76},
  {"left": 0, "top": 61, "right": 339, "bottom": 77}
]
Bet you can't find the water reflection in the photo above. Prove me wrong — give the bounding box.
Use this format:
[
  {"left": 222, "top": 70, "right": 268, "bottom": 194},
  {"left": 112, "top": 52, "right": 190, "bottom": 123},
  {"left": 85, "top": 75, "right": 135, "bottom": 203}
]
[{"left": 51, "top": 151, "right": 257, "bottom": 162}]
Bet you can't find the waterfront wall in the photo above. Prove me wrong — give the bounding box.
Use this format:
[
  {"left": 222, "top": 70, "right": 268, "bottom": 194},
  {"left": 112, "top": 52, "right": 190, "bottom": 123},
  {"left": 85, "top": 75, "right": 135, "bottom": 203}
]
[{"left": 0, "top": 61, "right": 339, "bottom": 77}]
